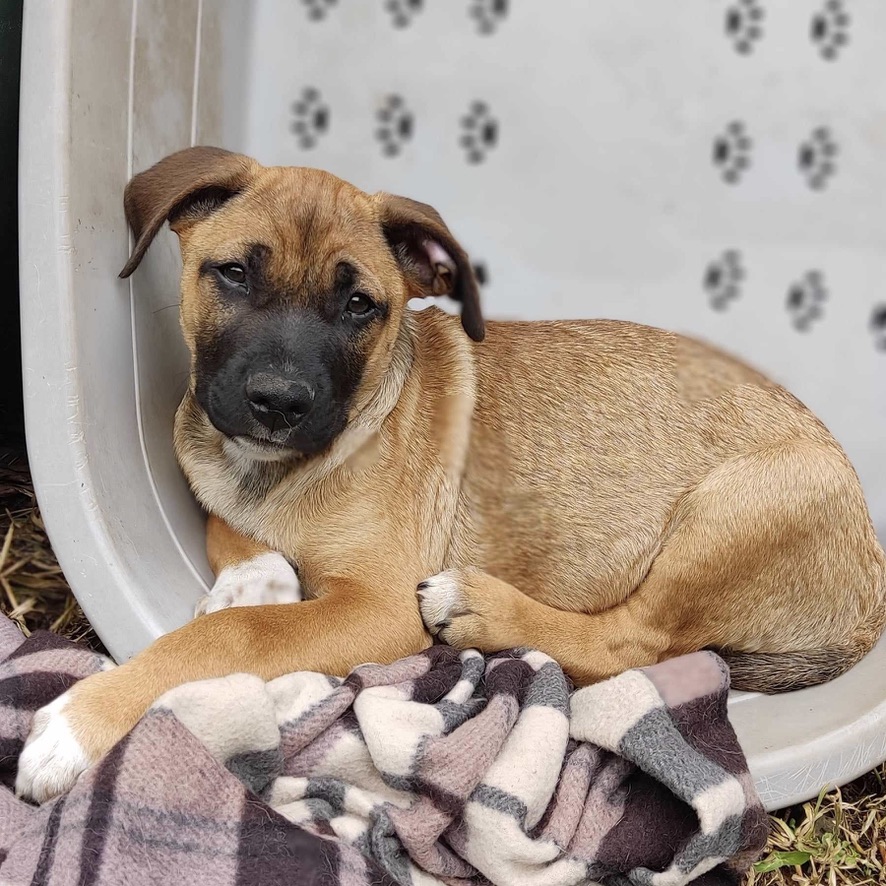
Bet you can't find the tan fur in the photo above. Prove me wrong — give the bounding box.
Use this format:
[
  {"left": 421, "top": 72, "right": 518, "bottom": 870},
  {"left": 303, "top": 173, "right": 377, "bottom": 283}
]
[
  {"left": 205, "top": 513, "right": 273, "bottom": 573},
  {"left": 57, "top": 148, "right": 886, "bottom": 769}
]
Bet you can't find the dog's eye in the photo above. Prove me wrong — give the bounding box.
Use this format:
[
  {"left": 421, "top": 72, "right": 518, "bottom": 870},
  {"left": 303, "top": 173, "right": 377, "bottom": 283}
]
[
  {"left": 346, "top": 293, "right": 375, "bottom": 316},
  {"left": 218, "top": 264, "right": 247, "bottom": 286}
]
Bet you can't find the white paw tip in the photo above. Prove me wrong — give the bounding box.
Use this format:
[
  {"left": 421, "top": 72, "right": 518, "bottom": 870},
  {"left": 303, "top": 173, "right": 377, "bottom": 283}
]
[
  {"left": 15, "top": 693, "right": 91, "bottom": 803},
  {"left": 417, "top": 571, "right": 462, "bottom": 631},
  {"left": 196, "top": 553, "right": 302, "bottom": 617}
]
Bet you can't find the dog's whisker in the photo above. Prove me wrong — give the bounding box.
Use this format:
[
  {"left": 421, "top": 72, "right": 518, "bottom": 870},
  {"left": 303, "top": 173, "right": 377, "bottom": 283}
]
[{"left": 152, "top": 302, "right": 181, "bottom": 314}]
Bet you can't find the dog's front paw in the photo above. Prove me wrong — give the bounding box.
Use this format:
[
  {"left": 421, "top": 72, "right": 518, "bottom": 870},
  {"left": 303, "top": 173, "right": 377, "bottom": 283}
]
[
  {"left": 15, "top": 692, "right": 92, "bottom": 803},
  {"left": 16, "top": 669, "right": 136, "bottom": 803},
  {"left": 417, "top": 567, "right": 521, "bottom": 652},
  {"left": 196, "top": 552, "right": 302, "bottom": 617}
]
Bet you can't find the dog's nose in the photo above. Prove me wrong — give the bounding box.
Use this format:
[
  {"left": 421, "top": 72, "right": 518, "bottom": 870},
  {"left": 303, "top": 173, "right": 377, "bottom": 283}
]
[{"left": 245, "top": 373, "right": 315, "bottom": 428}]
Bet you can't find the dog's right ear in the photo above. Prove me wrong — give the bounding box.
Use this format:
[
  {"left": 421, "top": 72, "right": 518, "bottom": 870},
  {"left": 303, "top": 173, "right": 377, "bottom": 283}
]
[{"left": 119, "top": 146, "right": 257, "bottom": 279}]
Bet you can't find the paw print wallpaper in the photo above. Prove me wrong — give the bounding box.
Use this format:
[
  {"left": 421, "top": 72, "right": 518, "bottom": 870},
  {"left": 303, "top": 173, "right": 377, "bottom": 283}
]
[
  {"left": 375, "top": 94, "right": 413, "bottom": 157},
  {"left": 299, "top": 0, "right": 337, "bottom": 24},
  {"left": 712, "top": 121, "right": 753, "bottom": 184},
  {"left": 704, "top": 250, "right": 745, "bottom": 311},
  {"left": 724, "top": 0, "right": 765, "bottom": 54},
  {"left": 236, "top": 0, "right": 886, "bottom": 536},
  {"left": 810, "top": 0, "right": 851, "bottom": 60},
  {"left": 469, "top": 0, "right": 509, "bottom": 36},
  {"left": 459, "top": 101, "right": 498, "bottom": 164},
  {"left": 384, "top": 0, "right": 423, "bottom": 29},
  {"left": 786, "top": 271, "right": 828, "bottom": 332},
  {"left": 290, "top": 87, "right": 329, "bottom": 149},
  {"left": 797, "top": 127, "right": 839, "bottom": 190},
  {"left": 871, "top": 306, "right": 886, "bottom": 351}
]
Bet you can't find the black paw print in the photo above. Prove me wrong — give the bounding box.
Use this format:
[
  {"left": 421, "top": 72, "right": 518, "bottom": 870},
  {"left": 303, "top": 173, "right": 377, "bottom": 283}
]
[
  {"left": 385, "top": 0, "right": 423, "bottom": 28},
  {"left": 291, "top": 87, "right": 330, "bottom": 149},
  {"left": 798, "top": 127, "right": 838, "bottom": 190},
  {"left": 724, "top": 0, "right": 765, "bottom": 55},
  {"left": 300, "top": 0, "right": 337, "bottom": 21},
  {"left": 712, "top": 121, "right": 752, "bottom": 184},
  {"left": 460, "top": 101, "right": 498, "bottom": 164},
  {"left": 470, "top": 0, "right": 508, "bottom": 35},
  {"left": 811, "top": 0, "right": 850, "bottom": 61},
  {"left": 871, "top": 305, "right": 886, "bottom": 351},
  {"left": 786, "top": 271, "right": 828, "bottom": 332},
  {"left": 472, "top": 261, "right": 490, "bottom": 286},
  {"left": 704, "top": 250, "right": 744, "bottom": 311},
  {"left": 376, "top": 95, "right": 413, "bottom": 157}
]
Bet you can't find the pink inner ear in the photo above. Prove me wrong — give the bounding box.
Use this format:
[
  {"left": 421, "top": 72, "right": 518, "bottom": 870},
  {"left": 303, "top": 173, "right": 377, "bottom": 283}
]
[{"left": 422, "top": 238, "right": 456, "bottom": 271}]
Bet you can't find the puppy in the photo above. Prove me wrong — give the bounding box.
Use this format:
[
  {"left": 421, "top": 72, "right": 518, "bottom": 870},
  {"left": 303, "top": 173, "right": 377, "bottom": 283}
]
[{"left": 17, "top": 147, "right": 886, "bottom": 802}]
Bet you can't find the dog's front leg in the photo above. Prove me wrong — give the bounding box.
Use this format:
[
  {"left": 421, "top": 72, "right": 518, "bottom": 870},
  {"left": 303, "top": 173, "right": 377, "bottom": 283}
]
[
  {"left": 195, "top": 514, "right": 302, "bottom": 616},
  {"left": 16, "top": 577, "right": 430, "bottom": 802}
]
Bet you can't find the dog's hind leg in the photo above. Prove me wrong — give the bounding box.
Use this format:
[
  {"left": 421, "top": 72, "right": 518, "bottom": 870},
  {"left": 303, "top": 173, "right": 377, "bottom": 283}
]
[
  {"left": 418, "top": 566, "right": 676, "bottom": 685},
  {"left": 195, "top": 514, "right": 302, "bottom": 616},
  {"left": 419, "top": 442, "right": 886, "bottom": 690}
]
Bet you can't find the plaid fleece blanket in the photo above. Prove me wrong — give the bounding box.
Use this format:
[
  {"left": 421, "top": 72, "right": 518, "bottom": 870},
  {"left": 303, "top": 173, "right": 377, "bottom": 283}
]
[{"left": 0, "top": 613, "right": 767, "bottom": 886}]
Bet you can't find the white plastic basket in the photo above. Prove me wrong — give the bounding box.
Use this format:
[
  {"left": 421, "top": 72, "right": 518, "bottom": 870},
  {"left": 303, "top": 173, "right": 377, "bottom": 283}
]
[{"left": 18, "top": 0, "right": 886, "bottom": 811}]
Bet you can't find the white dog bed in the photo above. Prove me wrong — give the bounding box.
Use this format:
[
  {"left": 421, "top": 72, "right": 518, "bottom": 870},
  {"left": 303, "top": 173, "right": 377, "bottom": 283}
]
[{"left": 18, "top": 0, "right": 886, "bottom": 811}]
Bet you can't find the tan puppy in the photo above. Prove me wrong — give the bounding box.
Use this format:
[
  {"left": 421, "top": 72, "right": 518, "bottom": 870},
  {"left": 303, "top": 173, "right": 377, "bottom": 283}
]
[{"left": 17, "top": 147, "right": 886, "bottom": 802}]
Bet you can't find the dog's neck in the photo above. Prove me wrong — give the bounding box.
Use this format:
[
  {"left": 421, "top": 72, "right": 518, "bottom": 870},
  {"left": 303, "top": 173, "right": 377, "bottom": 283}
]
[{"left": 174, "top": 318, "right": 417, "bottom": 529}]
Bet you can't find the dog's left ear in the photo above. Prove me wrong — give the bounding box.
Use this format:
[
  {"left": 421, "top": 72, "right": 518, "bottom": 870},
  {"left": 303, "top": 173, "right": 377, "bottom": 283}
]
[{"left": 376, "top": 194, "right": 485, "bottom": 342}]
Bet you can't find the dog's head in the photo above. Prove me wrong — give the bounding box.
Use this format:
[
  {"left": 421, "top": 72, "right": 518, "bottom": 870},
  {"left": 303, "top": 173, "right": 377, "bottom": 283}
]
[{"left": 120, "top": 146, "right": 483, "bottom": 460}]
